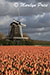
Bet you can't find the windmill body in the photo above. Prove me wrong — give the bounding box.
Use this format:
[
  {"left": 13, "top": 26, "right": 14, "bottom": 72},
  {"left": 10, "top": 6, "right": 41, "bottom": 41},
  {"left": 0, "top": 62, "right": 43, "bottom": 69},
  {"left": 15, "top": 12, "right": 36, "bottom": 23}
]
[
  {"left": 8, "top": 20, "right": 28, "bottom": 40},
  {"left": 9, "top": 21, "right": 21, "bottom": 38}
]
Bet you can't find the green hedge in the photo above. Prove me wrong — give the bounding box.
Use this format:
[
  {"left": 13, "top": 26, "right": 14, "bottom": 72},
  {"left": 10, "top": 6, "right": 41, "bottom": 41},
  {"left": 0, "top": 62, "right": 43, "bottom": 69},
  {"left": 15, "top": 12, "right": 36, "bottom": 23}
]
[{"left": 0, "top": 39, "right": 50, "bottom": 46}]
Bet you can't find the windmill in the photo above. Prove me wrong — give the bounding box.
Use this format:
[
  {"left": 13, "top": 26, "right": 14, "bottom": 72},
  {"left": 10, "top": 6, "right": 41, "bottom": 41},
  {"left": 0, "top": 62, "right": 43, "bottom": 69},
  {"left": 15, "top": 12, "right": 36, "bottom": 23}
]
[{"left": 8, "top": 2, "right": 28, "bottom": 40}]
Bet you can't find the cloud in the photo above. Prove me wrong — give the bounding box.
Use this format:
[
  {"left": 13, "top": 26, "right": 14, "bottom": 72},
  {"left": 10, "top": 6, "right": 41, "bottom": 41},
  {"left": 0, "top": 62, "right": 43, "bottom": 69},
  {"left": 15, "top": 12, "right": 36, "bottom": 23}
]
[
  {"left": 0, "top": 0, "right": 50, "bottom": 41},
  {"left": 23, "top": 13, "right": 50, "bottom": 29},
  {"left": 28, "top": 31, "right": 50, "bottom": 41},
  {"left": 36, "top": 0, "right": 50, "bottom": 2},
  {"left": 5, "top": 0, "right": 35, "bottom": 3},
  {"left": 6, "top": 0, "right": 28, "bottom": 2},
  {"left": 0, "top": 0, "right": 50, "bottom": 17},
  {"left": 23, "top": 27, "right": 50, "bottom": 33},
  {"left": 0, "top": 16, "right": 12, "bottom": 25},
  {"left": 5, "top": 0, "right": 50, "bottom": 3},
  {"left": 20, "top": 18, "right": 26, "bottom": 22}
]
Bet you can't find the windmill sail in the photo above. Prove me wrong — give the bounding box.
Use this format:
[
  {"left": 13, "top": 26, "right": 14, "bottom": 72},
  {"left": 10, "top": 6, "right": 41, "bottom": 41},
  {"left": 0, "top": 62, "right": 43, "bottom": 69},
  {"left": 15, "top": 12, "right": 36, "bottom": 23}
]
[
  {"left": 19, "top": 25, "right": 23, "bottom": 37},
  {"left": 21, "top": 23, "right": 26, "bottom": 26},
  {"left": 17, "top": 2, "right": 20, "bottom": 21}
]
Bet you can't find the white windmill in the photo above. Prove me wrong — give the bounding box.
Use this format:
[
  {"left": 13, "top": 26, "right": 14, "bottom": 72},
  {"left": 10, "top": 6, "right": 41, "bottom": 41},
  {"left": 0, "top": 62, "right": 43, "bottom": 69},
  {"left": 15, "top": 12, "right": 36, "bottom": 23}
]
[{"left": 9, "top": 2, "right": 28, "bottom": 39}]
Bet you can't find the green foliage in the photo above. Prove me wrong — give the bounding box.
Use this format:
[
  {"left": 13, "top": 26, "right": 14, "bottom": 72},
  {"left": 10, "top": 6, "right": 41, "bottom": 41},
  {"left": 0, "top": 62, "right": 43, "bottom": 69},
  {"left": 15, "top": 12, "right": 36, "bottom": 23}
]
[{"left": 0, "top": 39, "right": 50, "bottom": 46}]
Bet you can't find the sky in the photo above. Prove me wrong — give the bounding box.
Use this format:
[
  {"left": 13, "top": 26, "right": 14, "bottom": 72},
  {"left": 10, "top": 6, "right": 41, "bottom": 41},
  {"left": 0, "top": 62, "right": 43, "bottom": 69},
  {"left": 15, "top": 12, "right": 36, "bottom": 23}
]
[{"left": 0, "top": 0, "right": 50, "bottom": 41}]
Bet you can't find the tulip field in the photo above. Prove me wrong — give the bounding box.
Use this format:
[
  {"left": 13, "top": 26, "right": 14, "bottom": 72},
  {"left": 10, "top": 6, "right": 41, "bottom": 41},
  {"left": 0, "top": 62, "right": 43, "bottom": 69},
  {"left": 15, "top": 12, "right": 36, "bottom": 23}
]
[{"left": 0, "top": 46, "right": 50, "bottom": 75}]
